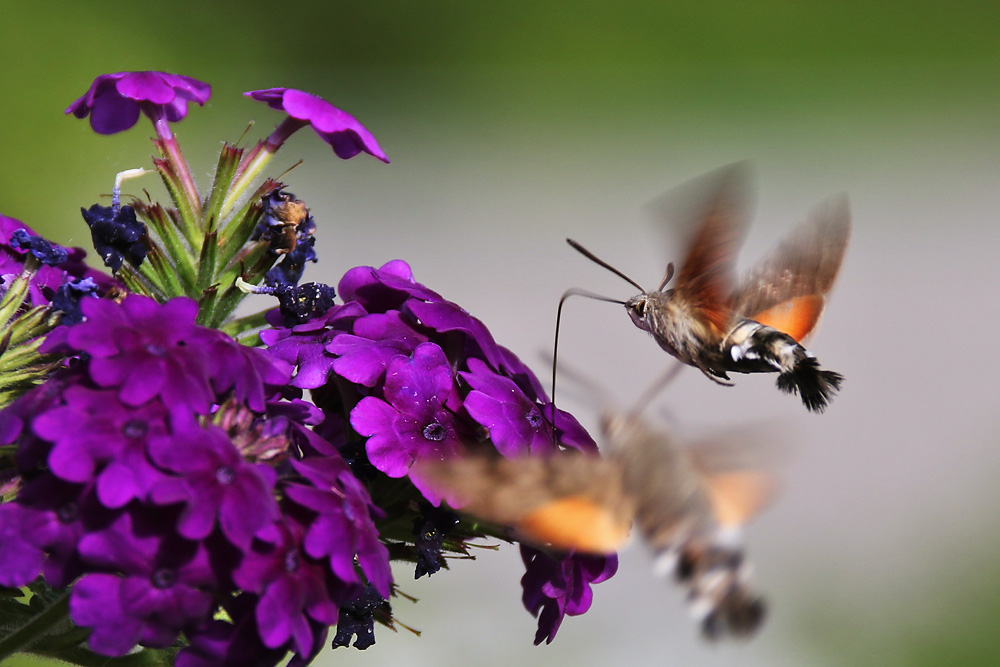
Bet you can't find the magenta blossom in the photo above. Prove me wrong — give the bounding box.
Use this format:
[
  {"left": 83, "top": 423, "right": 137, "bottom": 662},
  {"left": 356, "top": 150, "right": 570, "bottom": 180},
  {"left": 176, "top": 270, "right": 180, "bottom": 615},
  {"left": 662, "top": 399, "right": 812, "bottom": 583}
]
[
  {"left": 66, "top": 71, "right": 211, "bottom": 136},
  {"left": 245, "top": 88, "right": 389, "bottom": 163}
]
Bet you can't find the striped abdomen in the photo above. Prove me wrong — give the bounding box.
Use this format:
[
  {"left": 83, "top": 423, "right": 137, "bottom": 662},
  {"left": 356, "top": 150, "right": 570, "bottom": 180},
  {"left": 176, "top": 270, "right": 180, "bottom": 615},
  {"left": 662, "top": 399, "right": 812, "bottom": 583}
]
[{"left": 722, "top": 319, "right": 843, "bottom": 412}]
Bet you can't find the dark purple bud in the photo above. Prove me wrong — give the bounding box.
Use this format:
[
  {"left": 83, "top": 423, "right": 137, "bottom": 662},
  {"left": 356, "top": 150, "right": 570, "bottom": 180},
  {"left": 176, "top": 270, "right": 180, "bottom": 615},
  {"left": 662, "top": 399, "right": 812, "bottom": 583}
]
[
  {"left": 51, "top": 277, "right": 100, "bottom": 326},
  {"left": 412, "top": 503, "right": 459, "bottom": 579},
  {"left": 80, "top": 203, "right": 147, "bottom": 273},
  {"left": 9, "top": 228, "right": 68, "bottom": 266},
  {"left": 330, "top": 584, "right": 389, "bottom": 650}
]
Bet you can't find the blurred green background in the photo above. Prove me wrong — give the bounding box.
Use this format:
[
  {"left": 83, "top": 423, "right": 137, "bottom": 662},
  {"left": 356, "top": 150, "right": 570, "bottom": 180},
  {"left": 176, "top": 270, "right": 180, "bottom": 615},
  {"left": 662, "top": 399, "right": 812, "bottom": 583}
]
[{"left": 3, "top": 1, "right": 1000, "bottom": 666}]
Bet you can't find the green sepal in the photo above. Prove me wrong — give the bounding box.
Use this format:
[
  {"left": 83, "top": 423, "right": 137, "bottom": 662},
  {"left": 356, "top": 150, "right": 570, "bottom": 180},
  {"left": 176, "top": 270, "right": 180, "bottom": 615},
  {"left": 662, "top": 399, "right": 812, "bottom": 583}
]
[
  {"left": 196, "top": 231, "right": 219, "bottom": 295},
  {"left": 217, "top": 179, "right": 282, "bottom": 272},
  {"left": 202, "top": 143, "right": 244, "bottom": 232},
  {"left": 220, "top": 309, "right": 271, "bottom": 342},
  {"left": 133, "top": 202, "right": 198, "bottom": 293},
  {"left": 151, "top": 151, "right": 201, "bottom": 250}
]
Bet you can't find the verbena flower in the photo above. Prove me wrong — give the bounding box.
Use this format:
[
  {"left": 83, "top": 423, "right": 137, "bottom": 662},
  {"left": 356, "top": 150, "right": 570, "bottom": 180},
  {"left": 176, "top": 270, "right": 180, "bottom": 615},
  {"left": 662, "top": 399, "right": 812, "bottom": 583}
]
[
  {"left": 66, "top": 71, "right": 211, "bottom": 137},
  {"left": 0, "top": 295, "right": 391, "bottom": 662},
  {"left": 0, "top": 71, "right": 622, "bottom": 665},
  {"left": 521, "top": 546, "right": 619, "bottom": 645},
  {"left": 245, "top": 88, "right": 389, "bottom": 163},
  {"left": 260, "top": 259, "right": 610, "bottom": 642}
]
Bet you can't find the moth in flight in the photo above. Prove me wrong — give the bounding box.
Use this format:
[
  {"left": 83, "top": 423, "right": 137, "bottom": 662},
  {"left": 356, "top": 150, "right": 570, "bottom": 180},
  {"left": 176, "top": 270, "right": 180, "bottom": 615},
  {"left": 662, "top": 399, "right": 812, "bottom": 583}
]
[
  {"left": 417, "top": 411, "right": 779, "bottom": 640},
  {"left": 561, "top": 164, "right": 850, "bottom": 412}
]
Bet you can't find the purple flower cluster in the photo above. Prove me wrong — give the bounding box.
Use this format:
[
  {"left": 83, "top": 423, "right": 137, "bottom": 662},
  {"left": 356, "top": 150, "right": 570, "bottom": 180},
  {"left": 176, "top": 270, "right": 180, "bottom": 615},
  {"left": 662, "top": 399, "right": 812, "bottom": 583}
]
[
  {"left": 0, "top": 215, "right": 111, "bottom": 310},
  {"left": 0, "top": 70, "right": 621, "bottom": 664},
  {"left": 0, "top": 295, "right": 390, "bottom": 664},
  {"left": 261, "top": 260, "right": 615, "bottom": 641}
]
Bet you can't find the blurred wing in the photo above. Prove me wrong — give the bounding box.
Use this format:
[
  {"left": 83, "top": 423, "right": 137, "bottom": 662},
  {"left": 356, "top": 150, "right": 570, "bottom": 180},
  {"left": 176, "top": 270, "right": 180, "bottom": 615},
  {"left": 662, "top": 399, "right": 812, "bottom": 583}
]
[
  {"left": 603, "top": 411, "right": 714, "bottom": 550},
  {"left": 685, "top": 425, "right": 788, "bottom": 527},
  {"left": 668, "top": 163, "right": 754, "bottom": 332},
  {"left": 415, "top": 454, "right": 633, "bottom": 554},
  {"left": 730, "top": 194, "right": 851, "bottom": 342},
  {"left": 701, "top": 471, "right": 778, "bottom": 528}
]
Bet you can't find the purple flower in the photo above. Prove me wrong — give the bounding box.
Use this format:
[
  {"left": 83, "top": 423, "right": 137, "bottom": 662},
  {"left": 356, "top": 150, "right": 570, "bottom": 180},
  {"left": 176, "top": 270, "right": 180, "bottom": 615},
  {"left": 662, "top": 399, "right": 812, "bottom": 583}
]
[
  {"left": 245, "top": 88, "right": 389, "bottom": 163},
  {"left": 177, "top": 596, "right": 287, "bottom": 667},
  {"left": 0, "top": 503, "right": 47, "bottom": 587},
  {"left": 461, "top": 357, "right": 554, "bottom": 456},
  {"left": 261, "top": 301, "right": 367, "bottom": 389},
  {"left": 520, "top": 546, "right": 618, "bottom": 645},
  {"left": 1, "top": 216, "right": 79, "bottom": 307},
  {"left": 284, "top": 457, "right": 392, "bottom": 597},
  {"left": 148, "top": 420, "right": 280, "bottom": 550},
  {"left": 327, "top": 311, "right": 428, "bottom": 387},
  {"left": 338, "top": 260, "right": 444, "bottom": 312},
  {"left": 70, "top": 510, "right": 218, "bottom": 656},
  {"left": 43, "top": 295, "right": 288, "bottom": 414},
  {"left": 66, "top": 71, "right": 211, "bottom": 136},
  {"left": 350, "top": 343, "right": 463, "bottom": 491},
  {"left": 233, "top": 519, "right": 349, "bottom": 656},
  {"left": 31, "top": 384, "right": 168, "bottom": 507}
]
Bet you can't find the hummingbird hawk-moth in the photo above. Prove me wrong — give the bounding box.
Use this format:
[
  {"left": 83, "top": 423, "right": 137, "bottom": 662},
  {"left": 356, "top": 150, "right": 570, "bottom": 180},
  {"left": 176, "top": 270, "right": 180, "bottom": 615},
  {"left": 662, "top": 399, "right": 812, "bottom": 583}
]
[
  {"left": 561, "top": 164, "right": 850, "bottom": 412},
  {"left": 416, "top": 410, "right": 777, "bottom": 640}
]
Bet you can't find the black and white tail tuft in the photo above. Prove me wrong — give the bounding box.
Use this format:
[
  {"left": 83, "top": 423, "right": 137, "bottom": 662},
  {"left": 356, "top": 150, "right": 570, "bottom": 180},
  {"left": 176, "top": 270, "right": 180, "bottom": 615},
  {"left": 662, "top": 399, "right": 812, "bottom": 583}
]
[{"left": 776, "top": 355, "right": 843, "bottom": 413}]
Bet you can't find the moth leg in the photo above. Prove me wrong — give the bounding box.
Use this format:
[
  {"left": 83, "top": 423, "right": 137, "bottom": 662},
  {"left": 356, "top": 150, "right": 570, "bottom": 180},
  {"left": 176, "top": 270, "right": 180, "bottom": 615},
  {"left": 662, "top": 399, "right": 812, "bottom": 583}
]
[{"left": 696, "top": 362, "right": 734, "bottom": 387}]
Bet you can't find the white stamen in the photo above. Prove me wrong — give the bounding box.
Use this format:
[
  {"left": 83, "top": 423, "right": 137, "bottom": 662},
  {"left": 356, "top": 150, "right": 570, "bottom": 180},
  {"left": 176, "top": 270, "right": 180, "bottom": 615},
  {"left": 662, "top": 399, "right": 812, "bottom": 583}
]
[{"left": 112, "top": 168, "right": 149, "bottom": 210}]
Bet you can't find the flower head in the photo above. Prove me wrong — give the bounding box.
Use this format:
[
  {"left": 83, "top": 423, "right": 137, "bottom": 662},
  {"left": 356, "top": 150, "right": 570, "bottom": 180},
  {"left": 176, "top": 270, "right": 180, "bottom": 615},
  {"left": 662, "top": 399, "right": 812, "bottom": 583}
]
[
  {"left": 521, "top": 546, "right": 618, "bottom": 645},
  {"left": 66, "top": 71, "right": 211, "bottom": 136},
  {"left": 245, "top": 88, "right": 389, "bottom": 163}
]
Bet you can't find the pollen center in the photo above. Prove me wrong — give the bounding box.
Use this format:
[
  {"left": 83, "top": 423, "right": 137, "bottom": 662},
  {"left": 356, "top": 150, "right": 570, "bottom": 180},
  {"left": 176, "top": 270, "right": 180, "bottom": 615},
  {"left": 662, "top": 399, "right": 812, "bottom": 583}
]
[
  {"left": 422, "top": 422, "right": 447, "bottom": 442},
  {"left": 151, "top": 568, "right": 176, "bottom": 589},
  {"left": 216, "top": 465, "right": 236, "bottom": 485}
]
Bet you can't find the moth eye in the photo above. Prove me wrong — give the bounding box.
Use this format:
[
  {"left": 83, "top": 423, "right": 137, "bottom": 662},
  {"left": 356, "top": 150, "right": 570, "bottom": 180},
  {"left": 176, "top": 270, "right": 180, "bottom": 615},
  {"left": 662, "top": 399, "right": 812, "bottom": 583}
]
[{"left": 633, "top": 301, "right": 646, "bottom": 317}]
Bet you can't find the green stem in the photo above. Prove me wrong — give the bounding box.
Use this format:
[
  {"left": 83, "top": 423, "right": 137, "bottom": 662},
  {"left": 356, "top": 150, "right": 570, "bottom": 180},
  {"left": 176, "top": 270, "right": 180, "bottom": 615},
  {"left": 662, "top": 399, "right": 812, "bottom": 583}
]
[{"left": 0, "top": 590, "right": 70, "bottom": 661}]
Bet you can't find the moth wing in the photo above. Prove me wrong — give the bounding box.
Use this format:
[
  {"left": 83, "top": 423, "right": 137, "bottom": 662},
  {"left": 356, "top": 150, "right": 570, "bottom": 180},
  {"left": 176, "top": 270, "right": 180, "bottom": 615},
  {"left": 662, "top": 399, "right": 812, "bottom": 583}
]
[
  {"left": 700, "top": 471, "right": 778, "bottom": 528},
  {"left": 730, "top": 194, "right": 851, "bottom": 342},
  {"left": 665, "top": 163, "right": 754, "bottom": 332},
  {"left": 685, "top": 426, "right": 788, "bottom": 528},
  {"left": 415, "top": 454, "right": 633, "bottom": 554},
  {"left": 603, "top": 411, "right": 714, "bottom": 550}
]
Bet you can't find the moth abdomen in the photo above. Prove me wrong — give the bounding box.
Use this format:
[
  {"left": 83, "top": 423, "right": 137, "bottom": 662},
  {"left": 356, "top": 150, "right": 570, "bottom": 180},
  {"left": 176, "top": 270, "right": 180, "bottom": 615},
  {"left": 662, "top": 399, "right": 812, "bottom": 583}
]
[{"left": 724, "top": 319, "right": 843, "bottom": 412}]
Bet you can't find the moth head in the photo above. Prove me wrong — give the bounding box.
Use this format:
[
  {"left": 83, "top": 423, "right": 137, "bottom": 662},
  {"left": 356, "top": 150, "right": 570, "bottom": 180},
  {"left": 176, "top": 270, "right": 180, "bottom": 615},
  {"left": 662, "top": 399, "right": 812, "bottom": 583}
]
[{"left": 625, "top": 294, "right": 650, "bottom": 330}]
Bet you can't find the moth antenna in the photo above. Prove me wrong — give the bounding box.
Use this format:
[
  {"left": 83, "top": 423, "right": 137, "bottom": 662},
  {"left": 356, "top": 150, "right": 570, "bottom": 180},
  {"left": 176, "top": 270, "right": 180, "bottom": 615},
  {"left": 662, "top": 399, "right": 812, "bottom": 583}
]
[
  {"left": 552, "top": 287, "right": 627, "bottom": 444},
  {"left": 657, "top": 262, "right": 675, "bottom": 291},
  {"left": 566, "top": 239, "right": 646, "bottom": 293}
]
